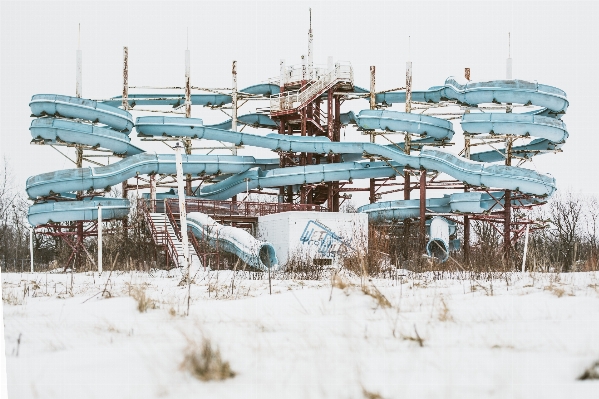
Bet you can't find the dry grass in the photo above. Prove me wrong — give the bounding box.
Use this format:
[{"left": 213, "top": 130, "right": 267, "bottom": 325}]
[
  {"left": 579, "top": 361, "right": 599, "bottom": 380},
  {"left": 2, "top": 289, "right": 24, "bottom": 305},
  {"left": 180, "top": 337, "right": 236, "bottom": 381},
  {"left": 437, "top": 298, "right": 454, "bottom": 322},
  {"left": 362, "top": 387, "right": 385, "bottom": 399},
  {"left": 129, "top": 285, "right": 156, "bottom": 312},
  {"left": 331, "top": 272, "right": 349, "bottom": 290},
  {"left": 361, "top": 282, "right": 391, "bottom": 309},
  {"left": 400, "top": 324, "right": 425, "bottom": 347}
]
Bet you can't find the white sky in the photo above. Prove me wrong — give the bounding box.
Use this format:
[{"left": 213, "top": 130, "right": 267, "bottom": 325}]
[{"left": 1, "top": 1, "right": 597, "bottom": 199}]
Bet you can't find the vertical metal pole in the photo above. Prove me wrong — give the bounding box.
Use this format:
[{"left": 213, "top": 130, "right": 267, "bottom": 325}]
[
  {"left": 98, "top": 206, "right": 102, "bottom": 274},
  {"left": 404, "top": 61, "right": 412, "bottom": 201},
  {"left": 122, "top": 47, "right": 129, "bottom": 110},
  {"left": 231, "top": 61, "right": 238, "bottom": 157},
  {"left": 185, "top": 49, "right": 191, "bottom": 118},
  {"left": 279, "top": 59, "right": 286, "bottom": 91},
  {"left": 419, "top": 171, "right": 426, "bottom": 250},
  {"left": 231, "top": 61, "right": 238, "bottom": 203},
  {"left": 463, "top": 135, "right": 471, "bottom": 264},
  {"left": 75, "top": 33, "right": 84, "bottom": 270},
  {"left": 76, "top": 40, "right": 82, "bottom": 98},
  {"left": 369, "top": 66, "right": 376, "bottom": 204},
  {"left": 29, "top": 228, "right": 34, "bottom": 273},
  {"left": 506, "top": 33, "right": 513, "bottom": 113},
  {"left": 308, "top": 8, "right": 313, "bottom": 81},
  {"left": 506, "top": 32, "right": 513, "bottom": 79},
  {"left": 301, "top": 55, "right": 306, "bottom": 86},
  {"left": 175, "top": 142, "right": 191, "bottom": 314},
  {"left": 504, "top": 138, "right": 513, "bottom": 262},
  {"left": 150, "top": 174, "right": 156, "bottom": 212},
  {"left": 232, "top": 61, "right": 238, "bottom": 133},
  {"left": 522, "top": 224, "right": 530, "bottom": 272}
]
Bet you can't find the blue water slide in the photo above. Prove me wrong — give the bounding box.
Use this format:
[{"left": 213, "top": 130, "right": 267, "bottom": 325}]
[
  {"left": 135, "top": 116, "right": 555, "bottom": 196},
  {"left": 461, "top": 113, "right": 567, "bottom": 163},
  {"left": 26, "top": 153, "right": 278, "bottom": 199},
  {"left": 101, "top": 83, "right": 280, "bottom": 108},
  {"left": 206, "top": 113, "right": 279, "bottom": 130},
  {"left": 28, "top": 197, "right": 130, "bottom": 226},
  {"left": 358, "top": 191, "right": 545, "bottom": 222},
  {"left": 30, "top": 118, "right": 144, "bottom": 155},
  {"left": 186, "top": 212, "right": 279, "bottom": 271},
  {"left": 30, "top": 94, "right": 134, "bottom": 132},
  {"left": 376, "top": 78, "right": 568, "bottom": 114}
]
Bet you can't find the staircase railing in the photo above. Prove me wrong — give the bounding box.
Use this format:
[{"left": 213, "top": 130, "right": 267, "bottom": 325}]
[
  {"left": 270, "top": 62, "right": 353, "bottom": 114},
  {"left": 138, "top": 199, "right": 180, "bottom": 269}
]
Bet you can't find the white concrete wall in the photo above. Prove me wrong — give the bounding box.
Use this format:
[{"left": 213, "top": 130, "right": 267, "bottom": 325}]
[{"left": 257, "top": 212, "right": 368, "bottom": 267}]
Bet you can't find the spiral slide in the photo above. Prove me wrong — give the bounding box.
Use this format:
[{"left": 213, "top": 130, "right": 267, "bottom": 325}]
[{"left": 25, "top": 76, "right": 568, "bottom": 265}]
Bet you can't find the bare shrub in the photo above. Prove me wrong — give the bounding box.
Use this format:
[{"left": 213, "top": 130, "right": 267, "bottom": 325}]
[
  {"left": 180, "top": 337, "right": 235, "bottom": 381},
  {"left": 579, "top": 361, "right": 599, "bottom": 380},
  {"left": 278, "top": 250, "right": 325, "bottom": 280},
  {"left": 129, "top": 285, "right": 156, "bottom": 312},
  {"left": 362, "top": 387, "right": 385, "bottom": 399}
]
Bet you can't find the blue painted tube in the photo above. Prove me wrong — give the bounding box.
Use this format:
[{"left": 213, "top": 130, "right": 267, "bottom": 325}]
[
  {"left": 101, "top": 83, "right": 280, "bottom": 108},
  {"left": 207, "top": 113, "right": 279, "bottom": 130},
  {"left": 355, "top": 110, "right": 454, "bottom": 140},
  {"left": 187, "top": 212, "right": 279, "bottom": 271},
  {"left": 28, "top": 197, "right": 130, "bottom": 226},
  {"left": 30, "top": 94, "right": 134, "bottom": 132},
  {"left": 376, "top": 78, "right": 568, "bottom": 114},
  {"left": 30, "top": 118, "right": 143, "bottom": 155},
  {"left": 461, "top": 113, "right": 568, "bottom": 143},
  {"left": 135, "top": 116, "right": 556, "bottom": 196},
  {"left": 26, "top": 153, "right": 274, "bottom": 198}
]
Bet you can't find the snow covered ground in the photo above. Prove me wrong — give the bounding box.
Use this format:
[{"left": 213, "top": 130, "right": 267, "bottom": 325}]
[{"left": 2, "top": 269, "right": 599, "bottom": 399}]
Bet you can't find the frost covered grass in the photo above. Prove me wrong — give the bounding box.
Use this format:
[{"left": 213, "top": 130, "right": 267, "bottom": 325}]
[{"left": 3, "top": 269, "right": 599, "bottom": 398}]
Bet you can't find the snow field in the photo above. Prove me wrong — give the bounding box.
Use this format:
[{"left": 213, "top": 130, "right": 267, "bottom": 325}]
[{"left": 3, "top": 270, "right": 599, "bottom": 399}]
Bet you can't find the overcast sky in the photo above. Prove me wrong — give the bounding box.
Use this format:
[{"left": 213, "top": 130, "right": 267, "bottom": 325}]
[{"left": 1, "top": 1, "right": 597, "bottom": 199}]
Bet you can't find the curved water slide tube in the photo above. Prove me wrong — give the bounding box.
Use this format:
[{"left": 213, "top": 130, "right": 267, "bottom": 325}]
[
  {"left": 134, "top": 114, "right": 556, "bottom": 197},
  {"left": 101, "top": 83, "right": 281, "bottom": 108},
  {"left": 375, "top": 77, "right": 569, "bottom": 163},
  {"left": 186, "top": 212, "right": 279, "bottom": 271},
  {"left": 356, "top": 78, "right": 568, "bottom": 227}
]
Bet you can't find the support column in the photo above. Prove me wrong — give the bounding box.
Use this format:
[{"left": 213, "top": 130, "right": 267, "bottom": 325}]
[
  {"left": 121, "top": 47, "right": 129, "bottom": 231},
  {"left": 463, "top": 135, "right": 471, "bottom": 264},
  {"left": 419, "top": 170, "right": 426, "bottom": 251},
  {"left": 150, "top": 174, "right": 156, "bottom": 212},
  {"left": 404, "top": 61, "right": 412, "bottom": 201},
  {"left": 98, "top": 206, "right": 102, "bottom": 274},
  {"left": 369, "top": 66, "right": 377, "bottom": 204},
  {"left": 504, "top": 138, "right": 513, "bottom": 263}
]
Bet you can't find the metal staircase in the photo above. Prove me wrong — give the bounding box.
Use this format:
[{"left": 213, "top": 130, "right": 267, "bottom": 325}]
[
  {"left": 139, "top": 199, "right": 200, "bottom": 269},
  {"left": 148, "top": 213, "right": 200, "bottom": 268},
  {"left": 270, "top": 62, "right": 353, "bottom": 116}
]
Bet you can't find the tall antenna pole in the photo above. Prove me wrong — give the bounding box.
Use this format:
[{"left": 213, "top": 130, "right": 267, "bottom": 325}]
[
  {"left": 231, "top": 60, "right": 238, "bottom": 138},
  {"left": 308, "top": 8, "right": 313, "bottom": 80},
  {"left": 122, "top": 47, "right": 129, "bottom": 110},
  {"left": 404, "top": 45, "right": 413, "bottom": 200},
  {"left": 185, "top": 48, "right": 191, "bottom": 118},
  {"left": 76, "top": 23, "right": 82, "bottom": 98},
  {"left": 506, "top": 32, "right": 513, "bottom": 79}
]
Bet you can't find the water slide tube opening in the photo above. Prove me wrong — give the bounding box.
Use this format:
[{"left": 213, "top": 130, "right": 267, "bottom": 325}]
[
  {"left": 259, "top": 244, "right": 278, "bottom": 269},
  {"left": 427, "top": 239, "right": 449, "bottom": 263}
]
